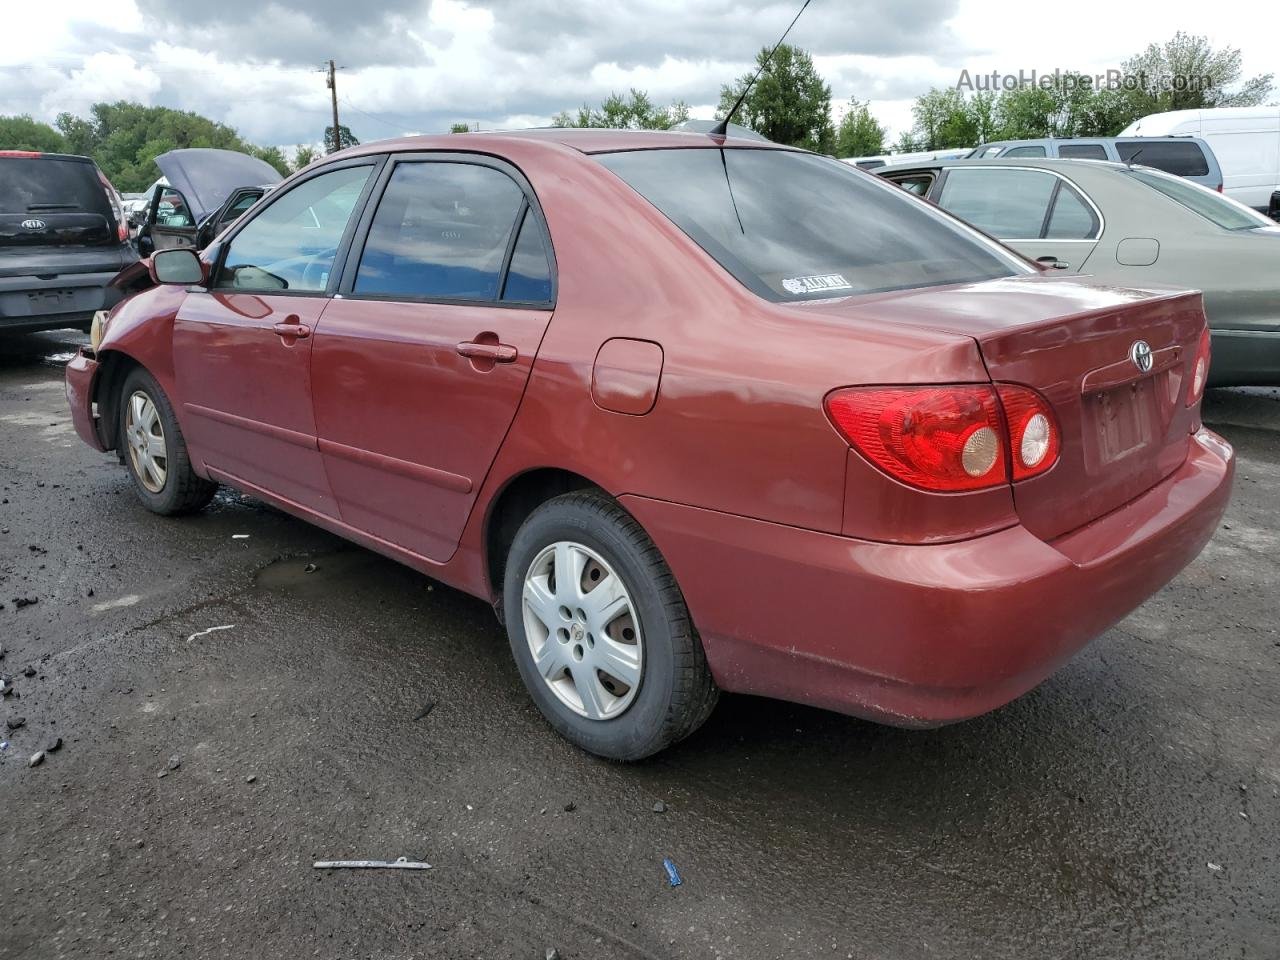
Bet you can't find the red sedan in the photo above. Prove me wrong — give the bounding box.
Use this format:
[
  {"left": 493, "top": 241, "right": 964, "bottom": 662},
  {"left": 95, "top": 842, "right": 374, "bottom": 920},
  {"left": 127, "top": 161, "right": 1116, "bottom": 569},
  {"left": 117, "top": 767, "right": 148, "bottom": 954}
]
[{"left": 66, "top": 130, "right": 1233, "bottom": 759}]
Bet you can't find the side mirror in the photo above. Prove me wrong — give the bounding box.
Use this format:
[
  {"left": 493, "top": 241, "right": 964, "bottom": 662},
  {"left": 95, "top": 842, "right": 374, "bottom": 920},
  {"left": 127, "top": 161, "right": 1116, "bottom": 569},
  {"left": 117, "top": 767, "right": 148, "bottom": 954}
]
[{"left": 151, "top": 248, "right": 205, "bottom": 286}]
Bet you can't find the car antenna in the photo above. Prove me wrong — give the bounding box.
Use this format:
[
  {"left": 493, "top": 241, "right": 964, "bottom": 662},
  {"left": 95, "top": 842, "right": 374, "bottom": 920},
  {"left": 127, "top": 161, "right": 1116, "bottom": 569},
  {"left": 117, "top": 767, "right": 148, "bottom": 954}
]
[{"left": 708, "top": 0, "right": 814, "bottom": 138}]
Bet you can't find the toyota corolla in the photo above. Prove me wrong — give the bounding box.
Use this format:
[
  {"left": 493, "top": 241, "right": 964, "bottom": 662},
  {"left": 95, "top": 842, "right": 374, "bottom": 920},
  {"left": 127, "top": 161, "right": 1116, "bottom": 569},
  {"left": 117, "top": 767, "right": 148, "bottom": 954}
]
[{"left": 65, "top": 129, "right": 1234, "bottom": 759}]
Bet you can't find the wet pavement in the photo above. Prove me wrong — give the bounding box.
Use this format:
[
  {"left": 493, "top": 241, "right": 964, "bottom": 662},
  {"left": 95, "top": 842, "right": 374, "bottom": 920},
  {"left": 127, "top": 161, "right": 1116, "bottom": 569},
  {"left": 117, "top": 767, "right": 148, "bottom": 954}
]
[{"left": 1, "top": 327, "right": 1277, "bottom": 959}]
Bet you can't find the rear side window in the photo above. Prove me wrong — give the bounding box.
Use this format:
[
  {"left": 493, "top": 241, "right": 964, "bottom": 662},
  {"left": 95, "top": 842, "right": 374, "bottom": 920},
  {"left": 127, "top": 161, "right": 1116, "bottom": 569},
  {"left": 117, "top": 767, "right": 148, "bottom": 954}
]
[
  {"left": 355, "top": 162, "right": 526, "bottom": 301},
  {"left": 1045, "top": 184, "right": 1099, "bottom": 239},
  {"left": 501, "top": 209, "right": 553, "bottom": 303},
  {"left": 1002, "top": 146, "right": 1047, "bottom": 158},
  {"left": 937, "top": 167, "right": 1057, "bottom": 238},
  {"left": 1059, "top": 144, "right": 1107, "bottom": 160},
  {"left": 0, "top": 157, "right": 112, "bottom": 218},
  {"left": 597, "top": 149, "right": 1026, "bottom": 301},
  {"left": 1116, "top": 140, "right": 1210, "bottom": 177},
  {"left": 216, "top": 164, "right": 373, "bottom": 293}
]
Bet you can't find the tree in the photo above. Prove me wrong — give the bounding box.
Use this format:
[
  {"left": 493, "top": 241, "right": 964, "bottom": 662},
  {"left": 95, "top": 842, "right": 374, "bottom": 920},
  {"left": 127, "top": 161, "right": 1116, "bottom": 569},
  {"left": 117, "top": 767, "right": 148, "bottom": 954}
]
[
  {"left": 833, "top": 100, "right": 886, "bottom": 158},
  {"left": 909, "top": 88, "right": 977, "bottom": 150},
  {"left": 249, "top": 145, "right": 290, "bottom": 177},
  {"left": 893, "top": 131, "right": 923, "bottom": 153},
  {"left": 716, "top": 44, "right": 834, "bottom": 152},
  {"left": 0, "top": 115, "right": 66, "bottom": 152},
  {"left": 1123, "top": 32, "right": 1273, "bottom": 114},
  {"left": 449, "top": 122, "right": 471, "bottom": 134},
  {"left": 323, "top": 125, "right": 360, "bottom": 154},
  {"left": 552, "top": 89, "right": 690, "bottom": 130},
  {"left": 291, "top": 144, "right": 319, "bottom": 170}
]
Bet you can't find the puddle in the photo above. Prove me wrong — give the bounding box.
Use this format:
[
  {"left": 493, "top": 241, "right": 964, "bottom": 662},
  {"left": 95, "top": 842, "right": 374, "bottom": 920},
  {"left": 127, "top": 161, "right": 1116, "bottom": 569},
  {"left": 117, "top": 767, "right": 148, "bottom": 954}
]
[{"left": 253, "top": 550, "right": 390, "bottom": 594}]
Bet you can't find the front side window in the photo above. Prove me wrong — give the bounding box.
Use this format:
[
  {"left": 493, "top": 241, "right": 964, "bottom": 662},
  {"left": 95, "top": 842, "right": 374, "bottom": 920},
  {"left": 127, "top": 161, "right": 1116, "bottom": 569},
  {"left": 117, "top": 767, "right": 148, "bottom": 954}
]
[
  {"left": 937, "top": 167, "right": 1058, "bottom": 239},
  {"left": 596, "top": 149, "right": 1027, "bottom": 302},
  {"left": 1124, "top": 168, "right": 1271, "bottom": 231},
  {"left": 156, "top": 187, "right": 194, "bottom": 227},
  {"left": 355, "top": 162, "right": 526, "bottom": 301},
  {"left": 215, "top": 165, "right": 373, "bottom": 293}
]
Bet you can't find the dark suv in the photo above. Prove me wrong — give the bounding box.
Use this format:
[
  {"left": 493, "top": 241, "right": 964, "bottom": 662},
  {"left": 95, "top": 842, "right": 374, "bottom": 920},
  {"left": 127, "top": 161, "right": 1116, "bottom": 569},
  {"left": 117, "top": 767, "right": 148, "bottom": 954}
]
[{"left": 1, "top": 151, "right": 137, "bottom": 334}]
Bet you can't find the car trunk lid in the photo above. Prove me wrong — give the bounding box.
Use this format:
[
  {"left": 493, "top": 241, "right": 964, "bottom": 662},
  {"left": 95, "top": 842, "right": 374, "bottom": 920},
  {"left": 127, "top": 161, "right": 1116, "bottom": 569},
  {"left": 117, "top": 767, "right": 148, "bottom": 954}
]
[{"left": 791, "top": 274, "right": 1206, "bottom": 540}]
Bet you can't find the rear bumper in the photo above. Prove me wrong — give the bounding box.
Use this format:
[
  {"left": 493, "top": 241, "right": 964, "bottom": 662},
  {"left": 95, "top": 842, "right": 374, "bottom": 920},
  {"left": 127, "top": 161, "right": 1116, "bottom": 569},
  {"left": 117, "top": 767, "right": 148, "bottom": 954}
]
[
  {"left": 0, "top": 270, "right": 123, "bottom": 332},
  {"left": 621, "top": 429, "right": 1234, "bottom": 726},
  {"left": 1208, "top": 328, "right": 1280, "bottom": 387},
  {"left": 65, "top": 349, "right": 106, "bottom": 451}
]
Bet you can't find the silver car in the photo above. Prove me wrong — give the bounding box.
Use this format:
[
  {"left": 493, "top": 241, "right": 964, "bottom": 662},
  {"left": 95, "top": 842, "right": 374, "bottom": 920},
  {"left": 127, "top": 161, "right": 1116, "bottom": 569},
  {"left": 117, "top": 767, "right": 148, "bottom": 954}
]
[{"left": 877, "top": 157, "right": 1280, "bottom": 386}]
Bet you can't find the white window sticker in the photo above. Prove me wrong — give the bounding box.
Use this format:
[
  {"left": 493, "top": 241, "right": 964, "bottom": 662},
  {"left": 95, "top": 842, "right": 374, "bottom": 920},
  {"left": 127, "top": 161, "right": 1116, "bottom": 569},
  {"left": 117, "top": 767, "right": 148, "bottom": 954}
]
[{"left": 781, "top": 273, "right": 853, "bottom": 295}]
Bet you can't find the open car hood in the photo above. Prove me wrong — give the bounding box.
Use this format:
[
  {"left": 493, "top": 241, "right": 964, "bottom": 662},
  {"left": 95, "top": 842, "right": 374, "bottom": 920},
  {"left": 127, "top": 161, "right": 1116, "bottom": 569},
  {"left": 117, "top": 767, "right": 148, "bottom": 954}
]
[{"left": 154, "top": 149, "right": 283, "bottom": 223}]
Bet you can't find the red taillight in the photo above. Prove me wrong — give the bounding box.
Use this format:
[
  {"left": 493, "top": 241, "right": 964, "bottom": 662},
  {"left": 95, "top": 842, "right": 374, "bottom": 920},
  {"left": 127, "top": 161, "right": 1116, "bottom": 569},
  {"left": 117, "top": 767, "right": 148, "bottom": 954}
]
[
  {"left": 827, "top": 384, "right": 1062, "bottom": 491},
  {"left": 826, "top": 386, "right": 1008, "bottom": 492},
  {"left": 996, "top": 384, "right": 1060, "bottom": 481},
  {"left": 1187, "top": 326, "right": 1211, "bottom": 406},
  {"left": 97, "top": 170, "right": 129, "bottom": 243},
  {"left": 1217, "top": 184, "right": 1224, "bottom": 193},
  {"left": 0, "top": 150, "right": 42, "bottom": 158}
]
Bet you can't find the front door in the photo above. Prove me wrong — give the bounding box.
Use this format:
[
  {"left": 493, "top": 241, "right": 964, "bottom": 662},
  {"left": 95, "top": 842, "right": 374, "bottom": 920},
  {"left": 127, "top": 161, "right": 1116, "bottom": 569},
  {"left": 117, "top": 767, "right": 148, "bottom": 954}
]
[
  {"left": 311, "top": 157, "right": 556, "bottom": 562},
  {"left": 173, "top": 161, "right": 380, "bottom": 517}
]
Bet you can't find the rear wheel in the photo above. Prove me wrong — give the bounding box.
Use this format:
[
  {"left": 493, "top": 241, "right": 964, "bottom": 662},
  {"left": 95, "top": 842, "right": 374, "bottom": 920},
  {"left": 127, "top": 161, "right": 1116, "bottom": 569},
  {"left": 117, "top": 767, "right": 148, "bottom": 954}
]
[
  {"left": 503, "top": 491, "right": 717, "bottom": 760},
  {"left": 118, "top": 367, "right": 216, "bottom": 515}
]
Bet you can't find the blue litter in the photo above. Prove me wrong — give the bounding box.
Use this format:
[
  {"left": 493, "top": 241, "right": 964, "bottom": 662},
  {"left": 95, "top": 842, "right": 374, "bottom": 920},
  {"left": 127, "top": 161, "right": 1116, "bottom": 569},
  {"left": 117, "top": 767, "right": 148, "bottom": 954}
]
[
  {"left": 662, "top": 857, "right": 682, "bottom": 887},
  {"left": 0, "top": 740, "right": 8, "bottom": 751}
]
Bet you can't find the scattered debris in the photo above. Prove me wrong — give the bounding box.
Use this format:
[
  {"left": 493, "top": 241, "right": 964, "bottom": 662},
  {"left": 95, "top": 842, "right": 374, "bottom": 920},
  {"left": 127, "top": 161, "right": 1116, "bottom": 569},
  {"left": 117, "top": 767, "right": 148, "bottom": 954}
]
[
  {"left": 313, "top": 856, "right": 432, "bottom": 870},
  {"left": 46, "top": 737, "right": 62, "bottom": 753},
  {"left": 22, "top": 666, "right": 36, "bottom": 678},
  {"left": 0, "top": 740, "right": 8, "bottom": 751},
  {"left": 167, "top": 755, "right": 181, "bottom": 771},
  {"left": 28, "top": 750, "right": 45, "bottom": 768},
  {"left": 6, "top": 717, "right": 26, "bottom": 731},
  {"left": 652, "top": 801, "right": 667, "bottom": 814},
  {"left": 546, "top": 949, "right": 561, "bottom": 960},
  {"left": 303, "top": 563, "right": 318, "bottom": 573},
  {"left": 12, "top": 597, "right": 38, "bottom": 609},
  {"left": 134, "top": 840, "right": 145, "bottom": 849},
  {"left": 187, "top": 624, "right": 235, "bottom": 642},
  {"left": 245, "top": 775, "right": 257, "bottom": 784},
  {"left": 413, "top": 701, "right": 435, "bottom": 721},
  {"left": 563, "top": 801, "right": 577, "bottom": 813},
  {"left": 662, "top": 857, "right": 682, "bottom": 887},
  {"left": 232, "top": 534, "right": 250, "bottom": 540},
  {"left": 1207, "top": 862, "right": 1223, "bottom": 872}
]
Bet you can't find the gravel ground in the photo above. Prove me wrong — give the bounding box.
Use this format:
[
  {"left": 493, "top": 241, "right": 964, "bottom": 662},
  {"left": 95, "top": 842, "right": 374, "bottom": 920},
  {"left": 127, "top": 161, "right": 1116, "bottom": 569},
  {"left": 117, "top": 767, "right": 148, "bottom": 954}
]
[{"left": 1, "top": 329, "right": 1277, "bottom": 959}]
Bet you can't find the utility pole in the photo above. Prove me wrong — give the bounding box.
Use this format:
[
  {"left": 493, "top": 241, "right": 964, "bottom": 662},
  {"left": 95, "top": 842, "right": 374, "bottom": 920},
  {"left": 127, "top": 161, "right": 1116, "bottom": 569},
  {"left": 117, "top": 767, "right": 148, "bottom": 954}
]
[{"left": 325, "top": 59, "right": 341, "bottom": 154}]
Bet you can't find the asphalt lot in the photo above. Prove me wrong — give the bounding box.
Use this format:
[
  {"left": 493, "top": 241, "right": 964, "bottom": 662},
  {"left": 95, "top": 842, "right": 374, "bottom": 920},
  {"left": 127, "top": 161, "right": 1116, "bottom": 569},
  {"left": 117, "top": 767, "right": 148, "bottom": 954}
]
[{"left": 1, "top": 327, "right": 1277, "bottom": 959}]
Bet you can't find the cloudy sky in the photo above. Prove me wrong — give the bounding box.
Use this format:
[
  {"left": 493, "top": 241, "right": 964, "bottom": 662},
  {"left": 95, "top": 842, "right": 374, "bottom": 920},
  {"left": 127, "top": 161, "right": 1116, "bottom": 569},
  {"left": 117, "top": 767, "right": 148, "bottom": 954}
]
[{"left": 1, "top": 0, "right": 1273, "bottom": 152}]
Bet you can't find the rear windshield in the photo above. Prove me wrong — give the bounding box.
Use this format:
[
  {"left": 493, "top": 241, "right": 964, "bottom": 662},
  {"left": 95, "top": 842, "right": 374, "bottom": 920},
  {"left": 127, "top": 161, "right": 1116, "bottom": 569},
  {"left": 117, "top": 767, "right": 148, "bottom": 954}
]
[
  {"left": 1115, "top": 140, "right": 1210, "bottom": 177},
  {"left": 1125, "top": 168, "right": 1271, "bottom": 230},
  {"left": 0, "top": 157, "right": 112, "bottom": 218},
  {"left": 596, "top": 148, "right": 1028, "bottom": 301}
]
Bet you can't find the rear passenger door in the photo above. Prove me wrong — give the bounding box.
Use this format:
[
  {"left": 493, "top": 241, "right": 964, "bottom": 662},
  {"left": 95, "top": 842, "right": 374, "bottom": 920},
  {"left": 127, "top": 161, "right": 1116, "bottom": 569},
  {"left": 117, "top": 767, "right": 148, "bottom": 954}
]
[
  {"left": 311, "top": 155, "right": 555, "bottom": 563},
  {"left": 934, "top": 166, "right": 1101, "bottom": 270}
]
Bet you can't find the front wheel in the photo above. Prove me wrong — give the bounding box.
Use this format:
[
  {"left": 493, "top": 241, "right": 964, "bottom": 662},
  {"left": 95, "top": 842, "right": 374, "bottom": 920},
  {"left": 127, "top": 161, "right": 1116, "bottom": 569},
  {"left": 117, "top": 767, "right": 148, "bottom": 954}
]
[
  {"left": 503, "top": 491, "right": 717, "bottom": 760},
  {"left": 118, "top": 367, "right": 217, "bottom": 515}
]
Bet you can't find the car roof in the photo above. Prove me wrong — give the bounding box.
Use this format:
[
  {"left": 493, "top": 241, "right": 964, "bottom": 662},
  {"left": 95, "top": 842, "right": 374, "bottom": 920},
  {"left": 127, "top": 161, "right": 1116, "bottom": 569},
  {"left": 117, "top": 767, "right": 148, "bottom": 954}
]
[{"left": 334, "top": 127, "right": 798, "bottom": 159}]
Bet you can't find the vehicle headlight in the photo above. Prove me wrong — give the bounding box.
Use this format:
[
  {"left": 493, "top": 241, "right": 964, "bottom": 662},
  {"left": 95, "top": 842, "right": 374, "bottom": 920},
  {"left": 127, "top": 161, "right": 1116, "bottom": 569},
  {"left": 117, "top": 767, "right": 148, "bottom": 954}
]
[{"left": 89, "top": 310, "right": 110, "bottom": 353}]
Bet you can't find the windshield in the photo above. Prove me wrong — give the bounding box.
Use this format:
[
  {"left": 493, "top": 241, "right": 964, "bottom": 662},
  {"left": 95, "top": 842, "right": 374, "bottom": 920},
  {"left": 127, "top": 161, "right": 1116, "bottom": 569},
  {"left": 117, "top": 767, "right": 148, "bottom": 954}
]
[
  {"left": 1125, "top": 167, "right": 1272, "bottom": 231},
  {"left": 596, "top": 148, "right": 1029, "bottom": 301}
]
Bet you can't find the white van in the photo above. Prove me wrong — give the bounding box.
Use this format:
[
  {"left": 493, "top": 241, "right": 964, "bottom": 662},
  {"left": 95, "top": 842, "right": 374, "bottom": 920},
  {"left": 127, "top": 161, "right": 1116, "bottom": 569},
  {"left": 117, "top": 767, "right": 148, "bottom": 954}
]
[{"left": 1120, "top": 107, "right": 1280, "bottom": 211}]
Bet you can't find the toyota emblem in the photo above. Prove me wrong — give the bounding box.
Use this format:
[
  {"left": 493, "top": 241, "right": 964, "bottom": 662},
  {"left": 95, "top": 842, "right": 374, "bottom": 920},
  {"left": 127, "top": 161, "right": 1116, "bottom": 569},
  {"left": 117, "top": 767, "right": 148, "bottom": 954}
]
[{"left": 1130, "top": 340, "right": 1153, "bottom": 373}]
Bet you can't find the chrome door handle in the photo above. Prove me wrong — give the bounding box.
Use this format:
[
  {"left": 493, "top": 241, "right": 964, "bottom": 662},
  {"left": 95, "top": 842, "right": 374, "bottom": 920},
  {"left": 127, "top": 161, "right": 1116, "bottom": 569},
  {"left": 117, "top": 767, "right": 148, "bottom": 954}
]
[{"left": 273, "top": 321, "right": 311, "bottom": 339}]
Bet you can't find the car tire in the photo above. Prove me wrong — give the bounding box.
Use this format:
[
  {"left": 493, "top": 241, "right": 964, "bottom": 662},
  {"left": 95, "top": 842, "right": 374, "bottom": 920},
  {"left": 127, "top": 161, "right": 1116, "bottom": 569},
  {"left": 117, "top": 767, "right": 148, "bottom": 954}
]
[
  {"left": 503, "top": 490, "right": 718, "bottom": 761},
  {"left": 118, "top": 367, "right": 217, "bottom": 516}
]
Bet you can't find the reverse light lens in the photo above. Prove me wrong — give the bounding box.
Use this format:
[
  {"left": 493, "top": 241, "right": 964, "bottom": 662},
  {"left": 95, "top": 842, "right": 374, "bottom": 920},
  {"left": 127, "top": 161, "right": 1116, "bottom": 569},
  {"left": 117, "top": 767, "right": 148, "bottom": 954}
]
[
  {"left": 826, "top": 386, "right": 1008, "bottom": 492},
  {"left": 996, "top": 385, "right": 1060, "bottom": 481},
  {"left": 1187, "top": 327, "right": 1211, "bottom": 407}
]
